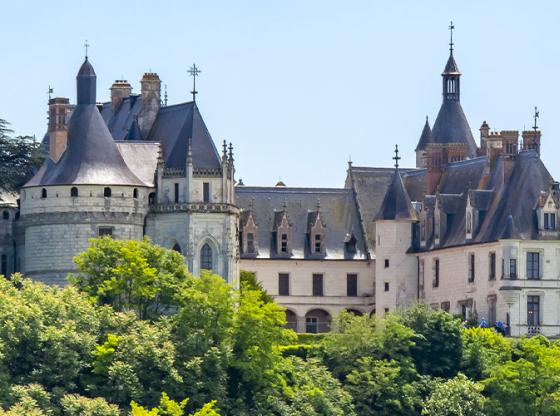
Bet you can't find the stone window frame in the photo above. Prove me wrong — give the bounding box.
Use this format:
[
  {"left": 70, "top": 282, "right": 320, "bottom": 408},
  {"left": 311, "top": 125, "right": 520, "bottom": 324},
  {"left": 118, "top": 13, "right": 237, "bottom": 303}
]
[
  {"left": 242, "top": 212, "right": 259, "bottom": 256},
  {"left": 276, "top": 213, "right": 292, "bottom": 257},
  {"left": 467, "top": 252, "right": 475, "bottom": 283},
  {"left": 432, "top": 258, "right": 440, "bottom": 288},
  {"left": 309, "top": 213, "right": 326, "bottom": 257},
  {"left": 98, "top": 226, "right": 114, "bottom": 237}
]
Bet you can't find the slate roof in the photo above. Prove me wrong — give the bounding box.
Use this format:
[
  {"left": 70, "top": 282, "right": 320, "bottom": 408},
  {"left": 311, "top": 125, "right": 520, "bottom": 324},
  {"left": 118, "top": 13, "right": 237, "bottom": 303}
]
[
  {"left": 415, "top": 117, "right": 433, "bottom": 151},
  {"left": 376, "top": 169, "right": 417, "bottom": 221},
  {"left": 0, "top": 190, "right": 18, "bottom": 207},
  {"left": 236, "top": 186, "right": 368, "bottom": 260},
  {"left": 115, "top": 141, "right": 160, "bottom": 187},
  {"left": 443, "top": 53, "right": 460, "bottom": 75},
  {"left": 25, "top": 59, "right": 146, "bottom": 188},
  {"left": 431, "top": 100, "right": 478, "bottom": 158},
  {"left": 101, "top": 98, "right": 221, "bottom": 171}
]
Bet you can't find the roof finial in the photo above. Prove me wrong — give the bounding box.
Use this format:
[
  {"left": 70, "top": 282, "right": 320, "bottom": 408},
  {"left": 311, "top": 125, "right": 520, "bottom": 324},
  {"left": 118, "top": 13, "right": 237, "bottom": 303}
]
[
  {"left": 316, "top": 198, "right": 321, "bottom": 211},
  {"left": 84, "top": 40, "right": 90, "bottom": 59},
  {"left": 393, "top": 144, "right": 401, "bottom": 169},
  {"left": 533, "top": 106, "right": 540, "bottom": 132},
  {"left": 448, "top": 21, "right": 454, "bottom": 54},
  {"left": 188, "top": 63, "right": 201, "bottom": 102},
  {"left": 47, "top": 85, "right": 53, "bottom": 101},
  {"left": 222, "top": 140, "right": 227, "bottom": 159},
  {"left": 164, "top": 84, "right": 168, "bottom": 107}
]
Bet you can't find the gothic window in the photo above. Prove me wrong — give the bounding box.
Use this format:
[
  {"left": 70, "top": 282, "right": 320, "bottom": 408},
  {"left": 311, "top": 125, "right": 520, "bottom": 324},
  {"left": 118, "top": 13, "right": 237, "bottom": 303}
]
[
  {"left": 200, "top": 243, "right": 213, "bottom": 270},
  {"left": 70, "top": 187, "right": 78, "bottom": 197},
  {"left": 2, "top": 211, "right": 9, "bottom": 220},
  {"left": 41, "top": 188, "right": 47, "bottom": 198},
  {"left": 104, "top": 187, "right": 112, "bottom": 198}
]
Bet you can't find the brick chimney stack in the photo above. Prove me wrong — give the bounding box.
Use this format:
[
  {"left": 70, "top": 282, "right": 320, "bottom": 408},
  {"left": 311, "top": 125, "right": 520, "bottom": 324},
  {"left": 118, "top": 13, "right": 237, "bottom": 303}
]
[
  {"left": 48, "top": 97, "right": 72, "bottom": 162},
  {"left": 138, "top": 73, "right": 161, "bottom": 138},
  {"left": 522, "top": 130, "right": 541, "bottom": 156},
  {"left": 110, "top": 80, "right": 132, "bottom": 112}
]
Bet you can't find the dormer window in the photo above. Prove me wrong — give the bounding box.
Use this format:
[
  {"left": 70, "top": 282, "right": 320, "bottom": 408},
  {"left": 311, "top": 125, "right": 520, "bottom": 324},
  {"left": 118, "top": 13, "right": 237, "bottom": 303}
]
[
  {"left": 241, "top": 210, "right": 259, "bottom": 256},
  {"left": 544, "top": 213, "right": 556, "bottom": 230},
  {"left": 247, "top": 233, "right": 255, "bottom": 254},
  {"left": 314, "top": 234, "right": 322, "bottom": 253},
  {"left": 308, "top": 210, "right": 326, "bottom": 257}
]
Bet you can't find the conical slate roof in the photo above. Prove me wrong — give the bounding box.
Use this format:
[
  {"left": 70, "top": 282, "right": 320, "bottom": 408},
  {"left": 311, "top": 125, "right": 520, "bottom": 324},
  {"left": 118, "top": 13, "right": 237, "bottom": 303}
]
[
  {"left": 376, "top": 169, "right": 416, "bottom": 221},
  {"left": 443, "top": 53, "right": 460, "bottom": 75},
  {"left": 25, "top": 59, "right": 145, "bottom": 187},
  {"left": 431, "top": 100, "right": 478, "bottom": 158},
  {"left": 415, "top": 117, "right": 433, "bottom": 151}
]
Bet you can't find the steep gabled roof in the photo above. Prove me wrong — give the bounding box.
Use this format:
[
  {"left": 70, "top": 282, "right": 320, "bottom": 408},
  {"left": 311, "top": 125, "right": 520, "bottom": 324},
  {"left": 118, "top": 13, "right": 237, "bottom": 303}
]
[{"left": 376, "top": 169, "right": 417, "bottom": 221}]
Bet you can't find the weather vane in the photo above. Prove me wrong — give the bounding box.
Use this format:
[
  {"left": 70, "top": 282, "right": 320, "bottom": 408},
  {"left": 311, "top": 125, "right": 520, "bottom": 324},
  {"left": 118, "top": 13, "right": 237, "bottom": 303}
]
[
  {"left": 188, "top": 63, "right": 201, "bottom": 101},
  {"left": 393, "top": 144, "right": 401, "bottom": 169},
  {"left": 449, "top": 21, "right": 455, "bottom": 53},
  {"left": 533, "top": 106, "right": 539, "bottom": 132},
  {"left": 84, "top": 40, "right": 90, "bottom": 59}
]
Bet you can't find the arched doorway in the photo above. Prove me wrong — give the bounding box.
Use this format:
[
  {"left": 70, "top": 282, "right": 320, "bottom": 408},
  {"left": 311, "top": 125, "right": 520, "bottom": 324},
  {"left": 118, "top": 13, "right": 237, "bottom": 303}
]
[
  {"left": 345, "top": 309, "right": 363, "bottom": 316},
  {"left": 284, "top": 309, "right": 297, "bottom": 331},
  {"left": 305, "top": 309, "right": 331, "bottom": 333}
]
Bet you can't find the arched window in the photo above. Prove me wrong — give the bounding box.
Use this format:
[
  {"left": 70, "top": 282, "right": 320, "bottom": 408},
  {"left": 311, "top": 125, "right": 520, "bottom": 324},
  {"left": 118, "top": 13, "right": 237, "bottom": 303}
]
[
  {"left": 133, "top": 188, "right": 138, "bottom": 199},
  {"left": 70, "top": 187, "right": 78, "bottom": 197},
  {"left": 148, "top": 192, "right": 156, "bottom": 204},
  {"left": 41, "top": 188, "right": 47, "bottom": 198},
  {"left": 172, "top": 243, "right": 181, "bottom": 253},
  {"left": 104, "top": 187, "right": 112, "bottom": 197},
  {"left": 200, "top": 243, "right": 213, "bottom": 270},
  {"left": 2, "top": 211, "right": 9, "bottom": 220}
]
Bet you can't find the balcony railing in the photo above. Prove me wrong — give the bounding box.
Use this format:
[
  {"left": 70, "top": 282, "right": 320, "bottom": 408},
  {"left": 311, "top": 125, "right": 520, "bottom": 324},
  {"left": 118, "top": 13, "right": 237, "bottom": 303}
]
[{"left": 527, "top": 326, "right": 541, "bottom": 335}]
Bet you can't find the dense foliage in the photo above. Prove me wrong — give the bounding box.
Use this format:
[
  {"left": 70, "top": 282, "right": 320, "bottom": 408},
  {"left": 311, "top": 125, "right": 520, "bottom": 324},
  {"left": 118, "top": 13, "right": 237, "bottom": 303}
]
[
  {"left": 2, "top": 238, "right": 560, "bottom": 415},
  {"left": 0, "top": 118, "right": 43, "bottom": 191}
]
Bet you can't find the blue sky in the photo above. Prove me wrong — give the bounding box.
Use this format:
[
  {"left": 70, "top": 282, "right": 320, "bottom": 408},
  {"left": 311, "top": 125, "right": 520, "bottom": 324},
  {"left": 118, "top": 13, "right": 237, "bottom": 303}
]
[{"left": 0, "top": 1, "right": 557, "bottom": 187}]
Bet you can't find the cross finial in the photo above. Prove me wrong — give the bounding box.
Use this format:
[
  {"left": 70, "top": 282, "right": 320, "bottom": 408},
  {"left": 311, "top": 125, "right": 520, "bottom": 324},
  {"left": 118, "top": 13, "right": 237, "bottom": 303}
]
[
  {"left": 533, "top": 106, "right": 540, "bottom": 132},
  {"left": 47, "top": 85, "right": 53, "bottom": 101},
  {"left": 84, "top": 40, "right": 90, "bottom": 59},
  {"left": 164, "top": 84, "right": 168, "bottom": 107},
  {"left": 188, "top": 63, "right": 201, "bottom": 102},
  {"left": 448, "top": 21, "right": 455, "bottom": 54},
  {"left": 393, "top": 144, "right": 401, "bottom": 169}
]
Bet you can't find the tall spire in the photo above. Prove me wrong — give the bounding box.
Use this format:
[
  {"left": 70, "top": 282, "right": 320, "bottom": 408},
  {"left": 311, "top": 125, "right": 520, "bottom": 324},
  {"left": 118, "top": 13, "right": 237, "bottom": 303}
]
[
  {"left": 76, "top": 57, "right": 96, "bottom": 104},
  {"left": 449, "top": 21, "right": 454, "bottom": 54},
  {"left": 442, "top": 22, "right": 461, "bottom": 101}
]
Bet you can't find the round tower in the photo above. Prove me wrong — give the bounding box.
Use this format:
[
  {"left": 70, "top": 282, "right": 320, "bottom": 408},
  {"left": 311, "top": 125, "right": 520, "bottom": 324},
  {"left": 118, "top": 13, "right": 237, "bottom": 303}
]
[{"left": 20, "top": 58, "right": 152, "bottom": 285}]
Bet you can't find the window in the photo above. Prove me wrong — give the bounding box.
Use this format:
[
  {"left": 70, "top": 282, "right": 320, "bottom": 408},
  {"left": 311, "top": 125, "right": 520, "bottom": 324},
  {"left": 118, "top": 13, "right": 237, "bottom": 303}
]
[
  {"left": 280, "top": 233, "right": 288, "bottom": 253},
  {"left": 347, "top": 274, "right": 357, "bottom": 296},
  {"left": 419, "top": 259, "right": 425, "bottom": 290},
  {"left": 278, "top": 273, "right": 290, "bottom": 296},
  {"left": 133, "top": 188, "right": 138, "bottom": 199},
  {"left": 312, "top": 273, "right": 324, "bottom": 296},
  {"left": 172, "top": 243, "right": 181, "bottom": 253},
  {"left": 70, "top": 187, "right": 78, "bottom": 197},
  {"left": 509, "top": 258, "right": 517, "bottom": 279},
  {"left": 306, "top": 317, "right": 318, "bottom": 334},
  {"left": 527, "top": 252, "right": 540, "bottom": 279},
  {"left": 314, "top": 234, "right": 322, "bottom": 253},
  {"left": 104, "top": 187, "right": 112, "bottom": 197},
  {"left": 384, "top": 282, "right": 390, "bottom": 292},
  {"left": 98, "top": 227, "right": 113, "bottom": 237},
  {"left": 544, "top": 213, "right": 556, "bottom": 230},
  {"left": 466, "top": 211, "right": 472, "bottom": 234},
  {"left": 200, "top": 243, "right": 213, "bottom": 270},
  {"left": 441, "top": 301, "right": 450, "bottom": 312},
  {"left": 384, "top": 307, "right": 389, "bottom": 314},
  {"left": 488, "top": 295, "right": 497, "bottom": 325},
  {"left": 1, "top": 254, "right": 6, "bottom": 277},
  {"left": 527, "top": 295, "right": 540, "bottom": 326},
  {"left": 2, "top": 211, "right": 9, "bottom": 220},
  {"left": 384, "top": 259, "right": 390, "bottom": 268},
  {"left": 489, "top": 252, "right": 496, "bottom": 280},
  {"left": 247, "top": 233, "right": 255, "bottom": 254},
  {"left": 433, "top": 258, "right": 440, "bottom": 288},
  {"left": 174, "top": 183, "right": 179, "bottom": 203},
  {"left": 468, "top": 253, "right": 475, "bottom": 282},
  {"left": 41, "top": 188, "right": 47, "bottom": 198},
  {"left": 203, "top": 182, "right": 210, "bottom": 203}
]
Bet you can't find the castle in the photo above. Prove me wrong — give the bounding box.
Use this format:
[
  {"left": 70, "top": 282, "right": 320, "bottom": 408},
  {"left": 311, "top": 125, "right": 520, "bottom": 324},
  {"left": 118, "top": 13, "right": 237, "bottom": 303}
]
[{"left": 0, "top": 33, "right": 557, "bottom": 337}]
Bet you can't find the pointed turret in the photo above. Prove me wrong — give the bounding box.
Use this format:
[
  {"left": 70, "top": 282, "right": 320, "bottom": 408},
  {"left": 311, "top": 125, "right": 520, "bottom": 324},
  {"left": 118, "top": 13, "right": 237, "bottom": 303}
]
[
  {"left": 77, "top": 58, "right": 96, "bottom": 104},
  {"left": 415, "top": 116, "right": 432, "bottom": 151}
]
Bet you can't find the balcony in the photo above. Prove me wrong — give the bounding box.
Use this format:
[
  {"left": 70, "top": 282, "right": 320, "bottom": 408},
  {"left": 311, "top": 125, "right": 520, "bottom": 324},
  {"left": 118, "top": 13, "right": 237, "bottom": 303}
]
[{"left": 150, "top": 202, "right": 239, "bottom": 215}]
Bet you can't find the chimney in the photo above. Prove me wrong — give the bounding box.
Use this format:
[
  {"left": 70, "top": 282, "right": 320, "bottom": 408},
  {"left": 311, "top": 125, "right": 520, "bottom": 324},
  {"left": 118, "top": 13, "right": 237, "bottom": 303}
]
[
  {"left": 479, "top": 121, "right": 490, "bottom": 154},
  {"left": 110, "top": 80, "right": 132, "bottom": 112},
  {"left": 426, "top": 145, "right": 444, "bottom": 195},
  {"left": 522, "top": 130, "right": 541, "bottom": 156},
  {"left": 48, "top": 97, "right": 71, "bottom": 162},
  {"left": 500, "top": 130, "right": 519, "bottom": 158},
  {"left": 138, "top": 72, "right": 161, "bottom": 138}
]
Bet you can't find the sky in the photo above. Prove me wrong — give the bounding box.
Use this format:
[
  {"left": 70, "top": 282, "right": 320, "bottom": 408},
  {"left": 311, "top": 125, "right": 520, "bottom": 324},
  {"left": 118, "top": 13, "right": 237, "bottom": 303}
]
[{"left": 0, "top": 1, "right": 558, "bottom": 188}]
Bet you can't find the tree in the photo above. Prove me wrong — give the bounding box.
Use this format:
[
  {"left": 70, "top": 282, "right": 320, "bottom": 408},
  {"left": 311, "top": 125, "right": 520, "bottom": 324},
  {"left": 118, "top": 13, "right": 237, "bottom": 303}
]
[
  {"left": 0, "top": 118, "right": 43, "bottom": 191},
  {"left": 422, "top": 374, "right": 485, "bottom": 416},
  {"left": 130, "top": 392, "right": 219, "bottom": 416},
  {"left": 72, "top": 237, "right": 190, "bottom": 319},
  {"left": 483, "top": 336, "right": 560, "bottom": 416},
  {"left": 461, "top": 327, "right": 512, "bottom": 380},
  {"left": 400, "top": 304, "right": 463, "bottom": 378}
]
